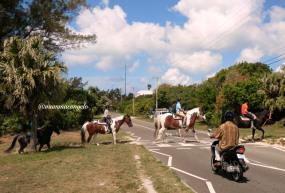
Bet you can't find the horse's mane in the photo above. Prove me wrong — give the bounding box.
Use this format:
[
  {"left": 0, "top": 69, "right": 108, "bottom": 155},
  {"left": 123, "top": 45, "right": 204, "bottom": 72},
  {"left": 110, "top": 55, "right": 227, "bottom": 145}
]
[
  {"left": 254, "top": 109, "right": 269, "bottom": 117},
  {"left": 113, "top": 116, "right": 124, "bottom": 121},
  {"left": 186, "top": 107, "right": 200, "bottom": 115}
]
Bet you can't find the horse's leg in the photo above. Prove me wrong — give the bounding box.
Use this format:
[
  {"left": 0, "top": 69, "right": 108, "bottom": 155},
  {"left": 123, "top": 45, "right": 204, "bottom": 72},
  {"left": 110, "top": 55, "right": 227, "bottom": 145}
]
[
  {"left": 112, "top": 132, "right": 117, "bottom": 144},
  {"left": 182, "top": 129, "right": 187, "bottom": 143},
  {"left": 252, "top": 128, "right": 256, "bottom": 142},
  {"left": 258, "top": 127, "right": 265, "bottom": 140},
  {"left": 18, "top": 142, "right": 26, "bottom": 154},
  {"left": 193, "top": 128, "right": 199, "bottom": 142},
  {"left": 177, "top": 129, "right": 182, "bottom": 137},
  {"left": 156, "top": 127, "right": 166, "bottom": 142},
  {"left": 38, "top": 144, "right": 43, "bottom": 152},
  {"left": 87, "top": 133, "right": 93, "bottom": 143}
]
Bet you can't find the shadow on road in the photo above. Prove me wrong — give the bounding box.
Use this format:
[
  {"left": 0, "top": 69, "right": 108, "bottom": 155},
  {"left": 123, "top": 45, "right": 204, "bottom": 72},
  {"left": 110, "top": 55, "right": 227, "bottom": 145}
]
[{"left": 215, "top": 171, "right": 250, "bottom": 183}]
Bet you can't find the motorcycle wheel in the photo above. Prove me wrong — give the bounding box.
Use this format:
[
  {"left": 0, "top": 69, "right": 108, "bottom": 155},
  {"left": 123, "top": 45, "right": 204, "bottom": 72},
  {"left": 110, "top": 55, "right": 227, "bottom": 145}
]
[
  {"left": 211, "top": 155, "right": 219, "bottom": 173},
  {"left": 231, "top": 160, "right": 243, "bottom": 182}
]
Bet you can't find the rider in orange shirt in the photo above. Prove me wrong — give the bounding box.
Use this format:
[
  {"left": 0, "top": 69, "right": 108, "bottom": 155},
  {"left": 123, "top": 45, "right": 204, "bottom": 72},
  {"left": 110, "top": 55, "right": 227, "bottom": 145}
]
[{"left": 241, "top": 99, "right": 255, "bottom": 128}]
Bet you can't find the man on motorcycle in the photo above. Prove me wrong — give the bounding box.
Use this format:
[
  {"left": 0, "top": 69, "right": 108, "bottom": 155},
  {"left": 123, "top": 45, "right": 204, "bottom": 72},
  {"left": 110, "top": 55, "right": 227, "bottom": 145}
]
[{"left": 210, "top": 111, "right": 239, "bottom": 165}]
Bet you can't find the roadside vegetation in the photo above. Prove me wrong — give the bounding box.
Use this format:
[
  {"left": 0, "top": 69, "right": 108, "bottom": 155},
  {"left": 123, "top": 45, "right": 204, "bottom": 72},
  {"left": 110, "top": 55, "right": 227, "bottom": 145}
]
[
  {"left": 121, "top": 62, "right": 285, "bottom": 128},
  {"left": 0, "top": 131, "right": 193, "bottom": 193}
]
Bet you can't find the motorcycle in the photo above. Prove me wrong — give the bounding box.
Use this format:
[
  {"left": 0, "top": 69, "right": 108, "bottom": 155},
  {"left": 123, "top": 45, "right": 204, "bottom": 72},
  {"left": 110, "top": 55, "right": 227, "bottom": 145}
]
[{"left": 208, "top": 129, "right": 249, "bottom": 181}]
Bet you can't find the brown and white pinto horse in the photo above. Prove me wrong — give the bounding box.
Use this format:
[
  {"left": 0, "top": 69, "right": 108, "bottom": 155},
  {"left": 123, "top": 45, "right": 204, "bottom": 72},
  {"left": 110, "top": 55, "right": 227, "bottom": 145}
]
[
  {"left": 155, "top": 107, "right": 205, "bottom": 142},
  {"left": 81, "top": 114, "right": 133, "bottom": 145}
]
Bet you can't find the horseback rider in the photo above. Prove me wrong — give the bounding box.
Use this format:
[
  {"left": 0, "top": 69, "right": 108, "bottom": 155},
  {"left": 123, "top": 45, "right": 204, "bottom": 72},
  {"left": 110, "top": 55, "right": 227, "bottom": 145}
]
[
  {"left": 103, "top": 106, "right": 112, "bottom": 133},
  {"left": 241, "top": 99, "right": 256, "bottom": 128},
  {"left": 175, "top": 98, "right": 186, "bottom": 127}
]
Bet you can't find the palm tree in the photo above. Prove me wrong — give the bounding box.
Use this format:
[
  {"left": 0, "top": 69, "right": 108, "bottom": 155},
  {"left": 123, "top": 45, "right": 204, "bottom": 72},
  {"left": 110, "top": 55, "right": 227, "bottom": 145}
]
[
  {"left": 0, "top": 36, "right": 66, "bottom": 150},
  {"left": 260, "top": 67, "right": 285, "bottom": 111}
]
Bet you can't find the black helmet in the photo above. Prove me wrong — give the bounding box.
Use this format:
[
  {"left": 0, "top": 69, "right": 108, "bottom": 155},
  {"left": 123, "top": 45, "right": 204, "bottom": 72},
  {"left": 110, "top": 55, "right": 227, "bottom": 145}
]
[
  {"left": 177, "top": 98, "right": 181, "bottom": 102},
  {"left": 224, "top": 111, "right": 234, "bottom": 121}
]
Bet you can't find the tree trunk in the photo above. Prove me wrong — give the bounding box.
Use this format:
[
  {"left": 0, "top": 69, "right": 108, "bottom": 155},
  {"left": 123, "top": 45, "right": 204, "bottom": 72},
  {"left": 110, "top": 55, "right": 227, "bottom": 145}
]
[{"left": 31, "top": 113, "right": 38, "bottom": 151}]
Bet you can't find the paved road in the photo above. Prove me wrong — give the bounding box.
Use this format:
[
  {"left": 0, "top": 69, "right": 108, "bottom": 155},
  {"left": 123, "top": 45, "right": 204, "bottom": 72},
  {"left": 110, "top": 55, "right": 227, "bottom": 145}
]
[{"left": 123, "top": 117, "right": 285, "bottom": 193}]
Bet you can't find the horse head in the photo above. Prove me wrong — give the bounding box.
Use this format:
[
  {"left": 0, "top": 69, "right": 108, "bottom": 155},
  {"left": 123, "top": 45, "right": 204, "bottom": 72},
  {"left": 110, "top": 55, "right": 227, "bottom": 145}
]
[
  {"left": 124, "top": 114, "right": 133, "bottom": 127},
  {"left": 186, "top": 107, "right": 206, "bottom": 121},
  {"left": 53, "top": 126, "right": 61, "bottom": 135}
]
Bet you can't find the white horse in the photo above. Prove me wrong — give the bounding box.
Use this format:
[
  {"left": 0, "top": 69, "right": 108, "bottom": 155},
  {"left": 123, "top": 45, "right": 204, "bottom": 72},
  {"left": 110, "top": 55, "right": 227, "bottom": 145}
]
[{"left": 155, "top": 107, "right": 206, "bottom": 143}]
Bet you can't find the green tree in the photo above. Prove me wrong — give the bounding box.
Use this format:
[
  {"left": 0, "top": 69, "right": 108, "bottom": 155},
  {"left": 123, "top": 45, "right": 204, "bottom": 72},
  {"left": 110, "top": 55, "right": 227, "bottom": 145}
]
[
  {"left": 0, "top": 0, "right": 96, "bottom": 51},
  {"left": 0, "top": 36, "right": 66, "bottom": 149},
  {"left": 260, "top": 66, "right": 285, "bottom": 111}
]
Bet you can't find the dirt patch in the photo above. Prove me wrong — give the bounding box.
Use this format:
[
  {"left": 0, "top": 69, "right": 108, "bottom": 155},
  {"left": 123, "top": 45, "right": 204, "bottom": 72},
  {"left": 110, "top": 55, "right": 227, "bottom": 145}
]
[{"left": 134, "top": 155, "right": 157, "bottom": 193}]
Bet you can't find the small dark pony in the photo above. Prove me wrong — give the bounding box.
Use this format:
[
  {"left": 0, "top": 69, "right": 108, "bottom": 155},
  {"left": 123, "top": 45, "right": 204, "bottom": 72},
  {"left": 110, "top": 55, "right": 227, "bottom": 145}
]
[
  {"left": 4, "top": 125, "right": 60, "bottom": 153},
  {"left": 234, "top": 110, "right": 272, "bottom": 141}
]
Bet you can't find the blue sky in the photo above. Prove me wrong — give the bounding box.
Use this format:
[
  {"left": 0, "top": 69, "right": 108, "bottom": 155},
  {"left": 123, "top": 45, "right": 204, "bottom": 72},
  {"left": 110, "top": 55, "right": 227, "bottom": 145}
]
[{"left": 64, "top": 0, "right": 285, "bottom": 93}]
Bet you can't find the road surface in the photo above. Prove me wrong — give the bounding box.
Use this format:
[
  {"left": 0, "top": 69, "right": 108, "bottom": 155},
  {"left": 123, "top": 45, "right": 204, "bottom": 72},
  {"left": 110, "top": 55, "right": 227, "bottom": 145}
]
[{"left": 123, "top": 117, "right": 285, "bottom": 193}]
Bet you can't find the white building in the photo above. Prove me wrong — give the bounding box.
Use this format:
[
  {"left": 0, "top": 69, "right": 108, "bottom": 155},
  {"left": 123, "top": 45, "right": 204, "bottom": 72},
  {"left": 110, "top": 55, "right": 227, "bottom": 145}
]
[{"left": 135, "top": 90, "right": 153, "bottom": 98}]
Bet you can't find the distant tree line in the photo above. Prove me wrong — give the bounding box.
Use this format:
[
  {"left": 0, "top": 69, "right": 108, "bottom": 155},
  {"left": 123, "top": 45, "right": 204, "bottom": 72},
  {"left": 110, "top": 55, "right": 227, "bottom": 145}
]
[{"left": 121, "top": 62, "right": 285, "bottom": 127}]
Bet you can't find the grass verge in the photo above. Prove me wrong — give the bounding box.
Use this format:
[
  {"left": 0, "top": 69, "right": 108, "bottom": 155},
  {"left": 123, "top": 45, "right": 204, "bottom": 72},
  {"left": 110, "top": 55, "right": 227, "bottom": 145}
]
[{"left": 0, "top": 131, "right": 193, "bottom": 193}]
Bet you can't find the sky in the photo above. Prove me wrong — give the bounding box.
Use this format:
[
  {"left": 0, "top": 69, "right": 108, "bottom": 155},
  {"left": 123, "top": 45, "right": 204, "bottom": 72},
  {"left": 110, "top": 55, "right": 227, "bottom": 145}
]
[{"left": 63, "top": 0, "right": 285, "bottom": 93}]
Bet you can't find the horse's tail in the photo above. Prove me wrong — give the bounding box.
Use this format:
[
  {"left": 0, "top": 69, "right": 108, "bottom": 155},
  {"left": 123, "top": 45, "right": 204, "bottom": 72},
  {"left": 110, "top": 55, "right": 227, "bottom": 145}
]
[
  {"left": 4, "top": 135, "right": 20, "bottom": 153},
  {"left": 81, "top": 123, "right": 87, "bottom": 144},
  {"left": 154, "top": 120, "right": 158, "bottom": 138}
]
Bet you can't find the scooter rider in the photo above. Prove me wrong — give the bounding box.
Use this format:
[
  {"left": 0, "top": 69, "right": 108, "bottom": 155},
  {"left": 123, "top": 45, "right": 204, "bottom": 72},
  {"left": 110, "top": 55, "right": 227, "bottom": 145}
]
[{"left": 210, "top": 111, "right": 240, "bottom": 165}]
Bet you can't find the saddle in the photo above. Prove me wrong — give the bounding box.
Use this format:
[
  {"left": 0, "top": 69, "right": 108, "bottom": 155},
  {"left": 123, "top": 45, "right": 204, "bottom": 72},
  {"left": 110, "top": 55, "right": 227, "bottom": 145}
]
[
  {"left": 173, "top": 115, "right": 183, "bottom": 120},
  {"left": 240, "top": 114, "right": 256, "bottom": 121}
]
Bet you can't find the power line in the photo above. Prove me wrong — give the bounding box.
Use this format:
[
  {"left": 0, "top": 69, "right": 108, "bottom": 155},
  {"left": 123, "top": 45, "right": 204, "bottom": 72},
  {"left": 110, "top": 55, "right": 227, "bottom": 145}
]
[
  {"left": 262, "top": 52, "right": 285, "bottom": 64},
  {"left": 267, "top": 57, "right": 285, "bottom": 66}
]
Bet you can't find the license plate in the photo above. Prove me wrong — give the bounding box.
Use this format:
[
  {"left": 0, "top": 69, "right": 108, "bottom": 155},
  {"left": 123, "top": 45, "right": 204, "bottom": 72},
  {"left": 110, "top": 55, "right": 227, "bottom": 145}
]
[{"left": 237, "top": 154, "right": 245, "bottom": 159}]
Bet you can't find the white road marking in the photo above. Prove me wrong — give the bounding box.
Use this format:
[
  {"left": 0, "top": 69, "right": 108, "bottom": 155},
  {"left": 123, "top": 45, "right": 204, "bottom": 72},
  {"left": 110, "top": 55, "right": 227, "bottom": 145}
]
[
  {"left": 273, "top": 147, "right": 285, "bottom": 152},
  {"left": 136, "top": 137, "right": 141, "bottom": 141},
  {"left": 171, "top": 167, "right": 207, "bottom": 181},
  {"left": 206, "top": 181, "right": 217, "bottom": 193},
  {"left": 176, "top": 147, "right": 192, "bottom": 150},
  {"left": 150, "top": 150, "right": 216, "bottom": 193},
  {"left": 246, "top": 158, "right": 285, "bottom": 172},
  {"left": 168, "top": 156, "right": 173, "bottom": 167},
  {"left": 133, "top": 123, "right": 153, "bottom": 131},
  {"left": 149, "top": 149, "right": 160, "bottom": 151},
  {"left": 157, "top": 144, "right": 172, "bottom": 147},
  {"left": 200, "top": 147, "right": 210, "bottom": 150},
  {"left": 178, "top": 143, "right": 195, "bottom": 147},
  {"left": 150, "top": 150, "right": 172, "bottom": 167}
]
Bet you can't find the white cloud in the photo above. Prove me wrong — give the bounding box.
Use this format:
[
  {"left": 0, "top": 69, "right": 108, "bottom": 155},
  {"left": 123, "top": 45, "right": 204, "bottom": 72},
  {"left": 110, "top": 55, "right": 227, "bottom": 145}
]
[
  {"left": 161, "top": 68, "right": 191, "bottom": 85},
  {"left": 129, "top": 60, "right": 140, "bottom": 72},
  {"left": 64, "top": 1, "right": 285, "bottom": 87},
  {"left": 237, "top": 47, "right": 264, "bottom": 63},
  {"left": 270, "top": 6, "right": 285, "bottom": 22},
  {"left": 275, "top": 63, "right": 285, "bottom": 72},
  {"left": 148, "top": 65, "right": 161, "bottom": 74},
  {"left": 102, "top": 0, "right": 109, "bottom": 7},
  {"left": 168, "top": 51, "right": 222, "bottom": 75}
]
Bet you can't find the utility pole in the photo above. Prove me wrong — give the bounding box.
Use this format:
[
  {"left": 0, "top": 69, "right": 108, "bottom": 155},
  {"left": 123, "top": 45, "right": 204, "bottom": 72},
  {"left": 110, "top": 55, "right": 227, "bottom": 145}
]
[
  {"left": 124, "top": 64, "right": 127, "bottom": 96},
  {"left": 132, "top": 87, "right": 135, "bottom": 115},
  {"left": 120, "top": 88, "right": 122, "bottom": 105},
  {"left": 153, "top": 77, "right": 159, "bottom": 110}
]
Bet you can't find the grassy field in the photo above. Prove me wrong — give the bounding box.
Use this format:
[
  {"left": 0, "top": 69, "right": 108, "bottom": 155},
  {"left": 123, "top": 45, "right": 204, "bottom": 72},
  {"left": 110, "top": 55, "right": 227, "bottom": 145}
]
[{"left": 0, "top": 131, "right": 193, "bottom": 193}]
